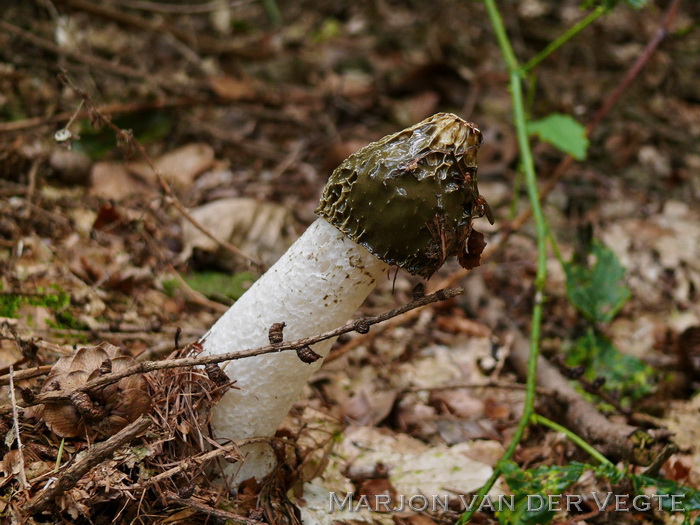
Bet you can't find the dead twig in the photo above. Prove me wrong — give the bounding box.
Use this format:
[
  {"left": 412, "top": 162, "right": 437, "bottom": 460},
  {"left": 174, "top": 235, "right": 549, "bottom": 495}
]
[
  {"left": 24, "top": 416, "right": 152, "bottom": 515},
  {"left": 401, "top": 380, "right": 552, "bottom": 396},
  {"left": 166, "top": 491, "right": 265, "bottom": 525},
  {"left": 0, "top": 365, "right": 53, "bottom": 387},
  {"left": 135, "top": 437, "right": 271, "bottom": 491},
  {"left": 507, "top": 328, "right": 663, "bottom": 466},
  {"left": 58, "top": 73, "right": 264, "bottom": 269},
  {"left": 0, "top": 287, "right": 463, "bottom": 415},
  {"left": 587, "top": 0, "right": 682, "bottom": 133}
]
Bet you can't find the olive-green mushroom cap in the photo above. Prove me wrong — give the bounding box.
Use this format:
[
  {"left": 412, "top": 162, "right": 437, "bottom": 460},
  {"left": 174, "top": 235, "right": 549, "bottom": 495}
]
[{"left": 316, "top": 113, "right": 486, "bottom": 279}]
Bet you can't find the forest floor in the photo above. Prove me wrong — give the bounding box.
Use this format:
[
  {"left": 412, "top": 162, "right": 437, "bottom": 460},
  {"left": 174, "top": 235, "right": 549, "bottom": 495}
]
[{"left": 1, "top": 1, "right": 699, "bottom": 524}]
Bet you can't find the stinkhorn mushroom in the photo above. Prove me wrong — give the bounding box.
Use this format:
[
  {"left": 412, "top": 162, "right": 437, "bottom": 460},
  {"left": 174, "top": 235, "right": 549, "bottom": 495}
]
[{"left": 200, "top": 113, "right": 490, "bottom": 483}]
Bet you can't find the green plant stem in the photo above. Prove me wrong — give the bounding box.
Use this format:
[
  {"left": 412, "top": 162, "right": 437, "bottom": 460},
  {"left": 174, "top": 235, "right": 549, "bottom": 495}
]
[
  {"left": 521, "top": 6, "right": 606, "bottom": 73},
  {"left": 531, "top": 413, "right": 614, "bottom": 466},
  {"left": 458, "top": 2, "right": 549, "bottom": 522}
]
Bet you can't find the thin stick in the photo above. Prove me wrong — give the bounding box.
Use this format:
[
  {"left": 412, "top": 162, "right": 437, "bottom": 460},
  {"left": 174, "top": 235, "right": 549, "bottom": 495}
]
[
  {"left": 401, "top": 381, "right": 551, "bottom": 395},
  {"left": 9, "top": 366, "right": 29, "bottom": 490},
  {"left": 507, "top": 330, "right": 659, "bottom": 465},
  {"left": 166, "top": 492, "right": 265, "bottom": 525},
  {"left": 61, "top": 99, "right": 84, "bottom": 131},
  {"left": 24, "top": 416, "right": 152, "bottom": 515},
  {"left": 587, "top": 0, "right": 682, "bottom": 133},
  {"left": 0, "top": 365, "right": 54, "bottom": 387},
  {"left": 0, "top": 287, "right": 462, "bottom": 414},
  {"left": 136, "top": 437, "right": 270, "bottom": 490},
  {"left": 54, "top": 438, "right": 66, "bottom": 474}
]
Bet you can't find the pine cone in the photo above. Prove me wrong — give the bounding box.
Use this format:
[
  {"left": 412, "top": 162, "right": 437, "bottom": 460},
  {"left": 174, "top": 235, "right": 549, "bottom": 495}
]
[{"left": 38, "top": 343, "right": 150, "bottom": 438}]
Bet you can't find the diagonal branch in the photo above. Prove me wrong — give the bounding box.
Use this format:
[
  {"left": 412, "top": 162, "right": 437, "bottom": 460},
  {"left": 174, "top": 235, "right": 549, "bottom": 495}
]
[{"left": 1, "top": 287, "right": 463, "bottom": 415}]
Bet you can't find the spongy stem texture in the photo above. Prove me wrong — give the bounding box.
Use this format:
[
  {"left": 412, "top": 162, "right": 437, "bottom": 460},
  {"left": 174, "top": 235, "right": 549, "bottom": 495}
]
[{"left": 201, "top": 218, "right": 389, "bottom": 482}]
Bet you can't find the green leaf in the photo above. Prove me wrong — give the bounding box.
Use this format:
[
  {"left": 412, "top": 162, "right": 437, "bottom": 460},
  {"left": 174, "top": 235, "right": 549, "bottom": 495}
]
[
  {"left": 632, "top": 474, "right": 700, "bottom": 522},
  {"left": 496, "top": 459, "right": 699, "bottom": 524},
  {"left": 183, "top": 271, "right": 256, "bottom": 302},
  {"left": 566, "top": 328, "right": 655, "bottom": 403},
  {"left": 592, "top": 462, "right": 626, "bottom": 484},
  {"left": 498, "top": 461, "right": 587, "bottom": 525},
  {"left": 564, "top": 240, "right": 630, "bottom": 323},
  {"left": 528, "top": 113, "right": 589, "bottom": 160}
]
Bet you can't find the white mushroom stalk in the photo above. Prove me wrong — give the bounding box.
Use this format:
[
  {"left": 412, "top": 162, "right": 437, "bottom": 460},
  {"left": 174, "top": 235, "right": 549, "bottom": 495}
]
[
  {"left": 200, "top": 113, "right": 489, "bottom": 484},
  {"left": 201, "top": 219, "right": 389, "bottom": 482}
]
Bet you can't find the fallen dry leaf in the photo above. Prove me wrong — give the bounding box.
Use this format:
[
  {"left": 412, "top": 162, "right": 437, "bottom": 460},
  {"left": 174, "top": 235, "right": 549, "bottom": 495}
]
[
  {"left": 337, "top": 426, "right": 496, "bottom": 499},
  {"left": 129, "top": 143, "right": 215, "bottom": 188},
  {"left": 90, "top": 161, "right": 153, "bottom": 200},
  {"left": 181, "top": 197, "right": 298, "bottom": 272},
  {"left": 342, "top": 385, "right": 397, "bottom": 426}
]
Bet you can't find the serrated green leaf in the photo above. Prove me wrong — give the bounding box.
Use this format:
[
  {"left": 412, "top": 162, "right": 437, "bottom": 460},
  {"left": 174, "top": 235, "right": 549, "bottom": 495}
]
[
  {"left": 564, "top": 241, "right": 630, "bottom": 323},
  {"left": 566, "top": 328, "right": 655, "bottom": 403},
  {"left": 528, "top": 113, "right": 589, "bottom": 160}
]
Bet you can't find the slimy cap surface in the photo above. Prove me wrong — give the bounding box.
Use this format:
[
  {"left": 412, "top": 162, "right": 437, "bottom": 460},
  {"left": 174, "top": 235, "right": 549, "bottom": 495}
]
[{"left": 316, "top": 113, "right": 487, "bottom": 278}]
